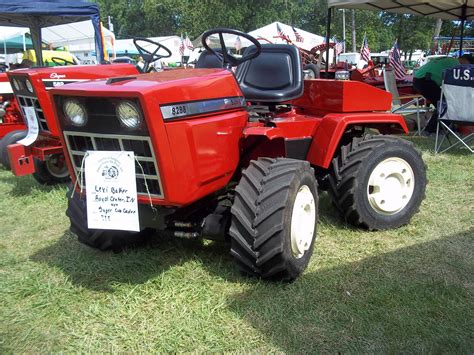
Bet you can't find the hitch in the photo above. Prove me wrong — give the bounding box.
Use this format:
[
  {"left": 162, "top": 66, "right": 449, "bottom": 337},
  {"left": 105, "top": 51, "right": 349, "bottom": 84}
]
[{"left": 8, "top": 144, "right": 35, "bottom": 176}]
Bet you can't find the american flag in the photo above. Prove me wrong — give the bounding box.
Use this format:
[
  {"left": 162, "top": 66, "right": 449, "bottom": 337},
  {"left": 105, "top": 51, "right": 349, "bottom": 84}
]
[
  {"left": 292, "top": 26, "right": 304, "bottom": 42},
  {"left": 184, "top": 34, "right": 194, "bottom": 51},
  {"left": 360, "top": 34, "right": 370, "bottom": 62},
  {"left": 334, "top": 37, "right": 344, "bottom": 55},
  {"left": 276, "top": 23, "right": 286, "bottom": 38},
  {"left": 389, "top": 40, "right": 406, "bottom": 80},
  {"left": 179, "top": 35, "right": 185, "bottom": 56}
]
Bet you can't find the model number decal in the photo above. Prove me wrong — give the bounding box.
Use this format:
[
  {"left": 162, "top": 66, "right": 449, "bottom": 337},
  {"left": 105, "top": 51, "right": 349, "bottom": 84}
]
[
  {"left": 160, "top": 97, "right": 246, "bottom": 120},
  {"left": 171, "top": 105, "right": 187, "bottom": 116}
]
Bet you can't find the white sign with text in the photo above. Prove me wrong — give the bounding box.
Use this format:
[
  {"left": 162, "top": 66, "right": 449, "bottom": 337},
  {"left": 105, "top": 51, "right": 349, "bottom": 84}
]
[
  {"left": 84, "top": 151, "right": 140, "bottom": 231},
  {"left": 17, "top": 106, "right": 39, "bottom": 146}
]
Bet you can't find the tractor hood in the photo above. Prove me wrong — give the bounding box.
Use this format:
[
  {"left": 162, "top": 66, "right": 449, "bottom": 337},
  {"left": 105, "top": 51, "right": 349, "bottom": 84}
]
[
  {"left": 8, "top": 63, "right": 139, "bottom": 90},
  {"left": 49, "top": 69, "right": 244, "bottom": 106}
]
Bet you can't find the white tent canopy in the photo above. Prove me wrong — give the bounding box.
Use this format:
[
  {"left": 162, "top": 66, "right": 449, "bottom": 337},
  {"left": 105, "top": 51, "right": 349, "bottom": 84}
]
[
  {"left": 248, "top": 22, "right": 325, "bottom": 51},
  {"left": 0, "top": 27, "right": 29, "bottom": 40},
  {"left": 327, "top": 0, "right": 474, "bottom": 20},
  {"left": 42, "top": 20, "right": 115, "bottom": 53},
  {"left": 0, "top": 21, "right": 115, "bottom": 63}
]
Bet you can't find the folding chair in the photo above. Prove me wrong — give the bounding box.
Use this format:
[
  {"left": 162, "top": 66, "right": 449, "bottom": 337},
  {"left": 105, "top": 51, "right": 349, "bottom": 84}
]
[
  {"left": 435, "top": 64, "right": 474, "bottom": 154},
  {"left": 383, "top": 68, "right": 429, "bottom": 135}
]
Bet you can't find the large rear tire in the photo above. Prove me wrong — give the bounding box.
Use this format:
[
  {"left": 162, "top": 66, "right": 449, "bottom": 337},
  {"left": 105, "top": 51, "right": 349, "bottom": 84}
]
[
  {"left": 66, "top": 186, "right": 151, "bottom": 252},
  {"left": 328, "top": 135, "right": 426, "bottom": 230},
  {"left": 0, "top": 130, "right": 27, "bottom": 168},
  {"left": 33, "top": 154, "right": 70, "bottom": 185},
  {"left": 230, "top": 158, "right": 318, "bottom": 281}
]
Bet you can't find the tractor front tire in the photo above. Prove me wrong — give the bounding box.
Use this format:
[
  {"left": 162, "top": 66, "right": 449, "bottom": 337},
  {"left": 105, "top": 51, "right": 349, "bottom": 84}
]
[
  {"left": 66, "top": 186, "right": 150, "bottom": 252},
  {"left": 230, "top": 158, "right": 318, "bottom": 281},
  {"left": 328, "top": 135, "right": 426, "bottom": 230},
  {"left": 0, "top": 130, "right": 27, "bottom": 168},
  {"left": 33, "top": 154, "right": 70, "bottom": 185}
]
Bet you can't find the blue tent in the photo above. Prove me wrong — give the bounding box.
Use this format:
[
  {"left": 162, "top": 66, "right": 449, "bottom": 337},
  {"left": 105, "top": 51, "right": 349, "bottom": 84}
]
[{"left": 0, "top": 0, "right": 105, "bottom": 64}]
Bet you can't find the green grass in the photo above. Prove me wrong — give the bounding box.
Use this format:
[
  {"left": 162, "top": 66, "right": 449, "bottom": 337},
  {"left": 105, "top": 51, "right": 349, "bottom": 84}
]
[{"left": 0, "top": 137, "right": 473, "bottom": 352}]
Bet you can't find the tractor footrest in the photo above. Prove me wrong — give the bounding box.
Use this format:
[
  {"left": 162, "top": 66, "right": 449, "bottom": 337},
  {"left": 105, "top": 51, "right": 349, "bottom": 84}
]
[{"left": 8, "top": 144, "right": 35, "bottom": 176}]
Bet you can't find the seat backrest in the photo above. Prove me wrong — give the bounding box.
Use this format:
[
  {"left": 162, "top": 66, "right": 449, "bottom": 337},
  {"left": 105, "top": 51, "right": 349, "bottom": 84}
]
[
  {"left": 195, "top": 49, "right": 223, "bottom": 69},
  {"left": 439, "top": 64, "right": 474, "bottom": 123},
  {"left": 235, "top": 44, "right": 303, "bottom": 102},
  {"left": 383, "top": 68, "right": 401, "bottom": 106}
]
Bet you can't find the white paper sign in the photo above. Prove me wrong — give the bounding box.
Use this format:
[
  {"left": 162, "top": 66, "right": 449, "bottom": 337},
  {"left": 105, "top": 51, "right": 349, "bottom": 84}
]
[
  {"left": 17, "top": 106, "right": 39, "bottom": 146},
  {"left": 84, "top": 151, "right": 140, "bottom": 232}
]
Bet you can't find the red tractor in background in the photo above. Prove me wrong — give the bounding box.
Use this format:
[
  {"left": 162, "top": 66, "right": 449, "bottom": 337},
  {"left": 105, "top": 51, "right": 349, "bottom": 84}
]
[
  {"left": 4, "top": 39, "right": 172, "bottom": 184},
  {"left": 0, "top": 72, "right": 26, "bottom": 166},
  {"left": 48, "top": 29, "right": 426, "bottom": 281}
]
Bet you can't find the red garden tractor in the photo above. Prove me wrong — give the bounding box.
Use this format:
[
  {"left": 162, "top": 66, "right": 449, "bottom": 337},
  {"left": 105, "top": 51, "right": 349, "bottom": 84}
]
[
  {"left": 5, "top": 39, "right": 172, "bottom": 184},
  {"left": 0, "top": 72, "right": 26, "bottom": 166},
  {"left": 49, "top": 29, "right": 426, "bottom": 281}
]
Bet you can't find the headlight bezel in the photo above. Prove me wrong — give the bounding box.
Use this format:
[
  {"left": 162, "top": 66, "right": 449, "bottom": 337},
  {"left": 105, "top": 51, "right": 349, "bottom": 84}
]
[
  {"left": 63, "top": 99, "right": 88, "bottom": 127},
  {"left": 12, "top": 78, "right": 21, "bottom": 91},
  {"left": 115, "top": 100, "right": 143, "bottom": 129},
  {"left": 25, "top": 79, "right": 34, "bottom": 93}
]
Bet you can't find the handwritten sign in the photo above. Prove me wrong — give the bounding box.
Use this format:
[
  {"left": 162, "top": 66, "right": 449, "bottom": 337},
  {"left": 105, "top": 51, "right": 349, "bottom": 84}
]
[
  {"left": 17, "top": 106, "right": 39, "bottom": 146},
  {"left": 84, "top": 151, "right": 140, "bottom": 231}
]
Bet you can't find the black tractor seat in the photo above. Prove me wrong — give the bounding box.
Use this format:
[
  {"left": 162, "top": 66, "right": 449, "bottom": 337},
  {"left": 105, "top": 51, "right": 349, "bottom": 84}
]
[
  {"left": 195, "top": 49, "right": 225, "bottom": 68},
  {"left": 235, "top": 44, "right": 303, "bottom": 103}
]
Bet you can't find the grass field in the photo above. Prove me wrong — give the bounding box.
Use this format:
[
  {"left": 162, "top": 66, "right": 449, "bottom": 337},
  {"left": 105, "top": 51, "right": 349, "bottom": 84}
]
[{"left": 0, "top": 137, "right": 473, "bottom": 352}]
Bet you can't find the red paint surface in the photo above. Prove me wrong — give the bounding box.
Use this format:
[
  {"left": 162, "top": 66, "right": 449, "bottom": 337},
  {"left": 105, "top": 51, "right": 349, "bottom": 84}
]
[{"left": 6, "top": 64, "right": 139, "bottom": 175}]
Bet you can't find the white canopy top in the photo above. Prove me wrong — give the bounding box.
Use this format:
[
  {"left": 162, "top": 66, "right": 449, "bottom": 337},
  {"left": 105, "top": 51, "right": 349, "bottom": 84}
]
[
  {"left": 42, "top": 20, "right": 114, "bottom": 51},
  {"left": 248, "top": 22, "right": 325, "bottom": 51},
  {"left": 328, "top": 0, "right": 474, "bottom": 20}
]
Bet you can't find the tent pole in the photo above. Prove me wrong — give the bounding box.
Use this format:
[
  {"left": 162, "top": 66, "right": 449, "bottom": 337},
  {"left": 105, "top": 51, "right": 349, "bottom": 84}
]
[
  {"left": 459, "top": 3, "right": 467, "bottom": 55},
  {"left": 30, "top": 18, "right": 44, "bottom": 66},
  {"left": 325, "top": 7, "right": 331, "bottom": 75}
]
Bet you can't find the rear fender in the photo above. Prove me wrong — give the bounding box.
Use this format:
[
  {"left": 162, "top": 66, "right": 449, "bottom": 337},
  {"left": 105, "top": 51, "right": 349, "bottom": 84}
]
[{"left": 307, "top": 113, "right": 408, "bottom": 169}]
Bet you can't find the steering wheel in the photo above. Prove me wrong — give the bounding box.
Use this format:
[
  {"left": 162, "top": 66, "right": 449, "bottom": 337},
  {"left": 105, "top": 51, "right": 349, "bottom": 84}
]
[
  {"left": 133, "top": 38, "right": 172, "bottom": 73},
  {"left": 202, "top": 28, "right": 262, "bottom": 69},
  {"left": 51, "top": 57, "right": 76, "bottom": 66}
]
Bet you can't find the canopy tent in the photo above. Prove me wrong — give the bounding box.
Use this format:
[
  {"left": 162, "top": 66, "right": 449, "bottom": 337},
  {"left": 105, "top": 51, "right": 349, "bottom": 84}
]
[
  {"left": 327, "top": 0, "right": 473, "bottom": 20},
  {"left": 42, "top": 20, "right": 115, "bottom": 60},
  {"left": 248, "top": 22, "right": 325, "bottom": 51},
  {"left": 192, "top": 23, "right": 325, "bottom": 53},
  {"left": 328, "top": 0, "right": 474, "bottom": 52},
  {"left": 0, "top": 0, "right": 106, "bottom": 65},
  {"left": 1, "top": 28, "right": 33, "bottom": 54}
]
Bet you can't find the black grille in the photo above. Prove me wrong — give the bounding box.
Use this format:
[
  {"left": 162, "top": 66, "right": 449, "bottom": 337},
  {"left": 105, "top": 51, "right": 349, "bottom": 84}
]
[
  {"left": 17, "top": 94, "right": 49, "bottom": 132},
  {"left": 64, "top": 131, "right": 163, "bottom": 197}
]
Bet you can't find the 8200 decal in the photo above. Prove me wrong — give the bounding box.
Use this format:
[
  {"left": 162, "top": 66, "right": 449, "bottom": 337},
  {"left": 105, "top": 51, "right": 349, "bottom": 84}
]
[{"left": 171, "top": 105, "right": 187, "bottom": 116}]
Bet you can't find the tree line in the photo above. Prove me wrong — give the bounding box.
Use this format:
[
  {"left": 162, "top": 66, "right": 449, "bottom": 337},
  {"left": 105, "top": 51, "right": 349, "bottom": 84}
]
[{"left": 96, "top": 0, "right": 473, "bottom": 54}]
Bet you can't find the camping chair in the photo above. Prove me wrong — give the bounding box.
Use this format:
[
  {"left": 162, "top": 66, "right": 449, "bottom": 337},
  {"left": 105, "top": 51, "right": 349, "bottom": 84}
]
[
  {"left": 383, "top": 68, "right": 429, "bottom": 135},
  {"left": 435, "top": 64, "right": 474, "bottom": 154}
]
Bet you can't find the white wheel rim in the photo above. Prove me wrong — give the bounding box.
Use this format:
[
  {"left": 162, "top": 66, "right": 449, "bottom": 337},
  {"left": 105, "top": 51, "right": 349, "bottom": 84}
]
[
  {"left": 290, "top": 185, "right": 316, "bottom": 259},
  {"left": 367, "top": 157, "right": 415, "bottom": 215},
  {"left": 46, "top": 155, "right": 69, "bottom": 178}
]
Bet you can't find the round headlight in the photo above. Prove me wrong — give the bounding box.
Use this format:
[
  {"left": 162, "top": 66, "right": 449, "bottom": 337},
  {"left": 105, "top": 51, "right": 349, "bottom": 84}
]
[
  {"left": 63, "top": 99, "right": 87, "bottom": 127},
  {"left": 12, "top": 78, "right": 20, "bottom": 91},
  {"left": 116, "top": 101, "right": 142, "bottom": 129},
  {"left": 25, "top": 79, "right": 34, "bottom": 93}
]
